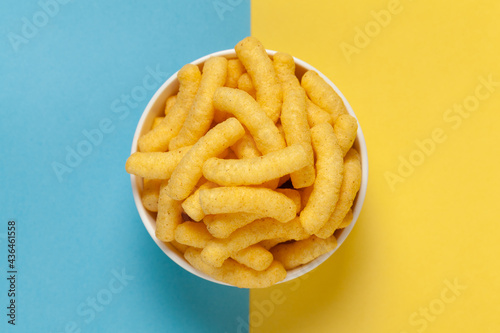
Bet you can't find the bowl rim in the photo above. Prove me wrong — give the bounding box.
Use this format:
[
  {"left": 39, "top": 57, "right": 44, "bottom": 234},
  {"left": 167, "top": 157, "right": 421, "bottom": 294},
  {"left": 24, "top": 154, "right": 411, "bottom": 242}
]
[{"left": 130, "top": 49, "right": 369, "bottom": 287}]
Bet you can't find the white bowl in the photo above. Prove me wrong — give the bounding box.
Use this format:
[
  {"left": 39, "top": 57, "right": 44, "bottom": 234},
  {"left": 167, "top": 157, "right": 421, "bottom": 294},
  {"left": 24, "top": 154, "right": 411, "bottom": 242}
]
[{"left": 130, "top": 49, "right": 368, "bottom": 287}]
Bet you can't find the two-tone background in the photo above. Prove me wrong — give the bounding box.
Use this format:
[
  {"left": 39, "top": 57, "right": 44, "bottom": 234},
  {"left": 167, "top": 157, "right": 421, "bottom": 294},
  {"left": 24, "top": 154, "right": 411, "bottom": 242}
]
[{"left": 1, "top": 0, "right": 499, "bottom": 332}]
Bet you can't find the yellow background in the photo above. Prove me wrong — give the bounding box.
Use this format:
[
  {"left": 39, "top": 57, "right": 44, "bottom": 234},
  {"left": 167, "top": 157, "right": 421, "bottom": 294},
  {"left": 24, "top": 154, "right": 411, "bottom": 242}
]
[{"left": 251, "top": 1, "right": 500, "bottom": 332}]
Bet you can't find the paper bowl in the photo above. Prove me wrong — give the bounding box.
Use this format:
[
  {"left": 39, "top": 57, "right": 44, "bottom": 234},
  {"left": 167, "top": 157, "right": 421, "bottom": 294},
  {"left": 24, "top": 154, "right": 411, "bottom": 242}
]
[{"left": 130, "top": 49, "right": 368, "bottom": 287}]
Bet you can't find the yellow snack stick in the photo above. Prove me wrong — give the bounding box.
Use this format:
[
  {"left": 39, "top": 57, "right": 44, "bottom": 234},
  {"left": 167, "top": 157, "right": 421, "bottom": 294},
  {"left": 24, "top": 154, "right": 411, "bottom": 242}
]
[
  {"left": 164, "top": 95, "right": 177, "bottom": 115},
  {"left": 316, "top": 148, "right": 361, "bottom": 238},
  {"left": 151, "top": 117, "right": 164, "bottom": 130},
  {"left": 300, "top": 123, "right": 344, "bottom": 234},
  {"left": 213, "top": 87, "right": 286, "bottom": 155},
  {"left": 175, "top": 222, "right": 273, "bottom": 271},
  {"left": 199, "top": 187, "right": 296, "bottom": 223},
  {"left": 184, "top": 247, "right": 286, "bottom": 288},
  {"left": 125, "top": 146, "right": 192, "bottom": 179},
  {"left": 231, "top": 245, "right": 273, "bottom": 272},
  {"left": 270, "top": 235, "right": 337, "bottom": 270},
  {"left": 237, "top": 73, "right": 256, "bottom": 99},
  {"left": 334, "top": 114, "right": 358, "bottom": 156},
  {"left": 170, "top": 240, "right": 189, "bottom": 254},
  {"left": 169, "top": 57, "right": 228, "bottom": 150},
  {"left": 175, "top": 221, "right": 213, "bottom": 248},
  {"left": 201, "top": 217, "right": 308, "bottom": 267},
  {"left": 274, "top": 53, "right": 315, "bottom": 188},
  {"left": 203, "top": 189, "right": 299, "bottom": 239},
  {"left": 226, "top": 58, "right": 246, "bottom": 88},
  {"left": 338, "top": 209, "right": 353, "bottom": 229},
  {"left": 235, "top": 36, "right": 282, "bottom": 122},
  {"left": 182, "top": 181, "right": 218, "bottom": 221},
  {"left": 301, "top": 70, "right": 347, "bottom": 122},
  {"left": 202, "top": 144, "right": 310, "bottom": 186},
  {"left": 141, "top": 179, "right": 162, "bottom": 212},
  {"left": 275, "top": 188, "right": 301, "bottom": 214},
  {"left": 138, "top": 64, "right": 201, "bottom": 152},
  {"left": 156, "top": 181, "right": 183, "bottom": 242},
  {"left": 165, "top": 117, "right": 245, "bottom": 200},
  {"left": 306, "top": 98, "right": 333, "bottom": 127},
  {"left": 273, "top": 52, "right": 299, "bottom": 86},
  {"left": 260, "top": 227, "right": 311, "bottom": 250},
  {"left": 204, "top": 213, "right": 264, "bottom": 239}
]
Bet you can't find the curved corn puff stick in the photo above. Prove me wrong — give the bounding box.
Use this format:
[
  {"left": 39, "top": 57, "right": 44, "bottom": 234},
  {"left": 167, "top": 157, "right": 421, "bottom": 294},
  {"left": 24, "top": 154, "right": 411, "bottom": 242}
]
[
  {"left": 165, "top": 95, "right": 177, "bottom": 115},
  {"left": 260, "top": 223, "right": 311, "bottom": 250},
  {"left": 338, "top": 209, "right": 353, "bottom": 229},
  {"left": 235, "top": 37, "right": 282, "bottom": 122},
  {"left": 301, "top": 70, "right": 347, "bottom": 122},
  {"left": 151, "top": 117, "right": 164, "bottom": 129},
  {"left": 182, "top": 181, "right": 218, "bottom": 221},
  {"left": 201, "top": 217, "right": 308, "bottom": 267},
  {"left": 316, "top": 149, "right": 361, "bottom": 238},
  {"left": 306, "top": 98, "right": 333, "bottom": 127},
  {"left": 226, "top": 58, "right": 246, "bottom": 88},
  {"left": 213, "top": 87, "right": 286, "bottom": 155},
  {"left": 237, "top": 73, "right": 256, "bottom": 99},
  {"left": 203, "top": 188, "right": 300, "bottom": 239},
  {"left": 138, "top": 64, "right": 201, "bottom": 152},
  {"left": 175, "top": 221, "right": 213, "bottom": 248},
  {"left": 334, "top": 114, "right": 358, "bottom": 156},
  {"left": 175, "top": 222, "right": 273, "bottom": 271},
  {"left": 165, "top": 118, "right": 245, "bottom": 200},
  {"left": 156, "top": 181, "right": 183, "bottom": 242},
  {"left": 300, "top": 123, "right": 344, "bottom": 234},
  {"left": 204, "top": 213, "right": 264, "bottom": 239},
  {"left": 185, "top": 247, "right": 286, "bottom": 288},
  {"left": 169, "top": 57, "right": 228, "bottom": 150},
  {"left": 199, "top": 187, "right": 296, "bottom": 223},
  {"left": 270, "top": 235, "right": 337, "bottom": 270},
  {"left": 231, "top": 245, "right": 273, "bottom": 272},
  {"left": 273, "top": 52, "right": 299, "bottom": 86},
  {"left": 125, "top": 146, "right": 192, "bottom": 179},
  {"left": 141, "top": 179, "right": 162, "bottom": 212},
  {"left": 274, "top": 52, "right": 315, "bottom": 188},
  {"left": 203, "top": 144, "right": 310, "bottom": 186}
]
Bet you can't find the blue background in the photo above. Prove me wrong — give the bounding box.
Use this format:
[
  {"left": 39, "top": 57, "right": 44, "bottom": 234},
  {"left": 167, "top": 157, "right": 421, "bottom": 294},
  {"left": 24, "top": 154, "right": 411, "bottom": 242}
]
[{"left": 0, "top": 0, "right": 250, "bottom": 332}]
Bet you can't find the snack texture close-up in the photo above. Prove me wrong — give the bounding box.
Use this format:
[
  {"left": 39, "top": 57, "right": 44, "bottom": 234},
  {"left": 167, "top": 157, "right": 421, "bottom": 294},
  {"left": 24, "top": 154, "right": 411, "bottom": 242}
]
[{"left": 126, "top": 36, "right": 368, "bottom": 288}]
